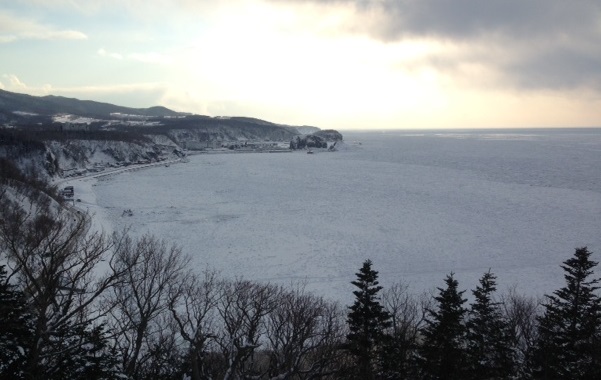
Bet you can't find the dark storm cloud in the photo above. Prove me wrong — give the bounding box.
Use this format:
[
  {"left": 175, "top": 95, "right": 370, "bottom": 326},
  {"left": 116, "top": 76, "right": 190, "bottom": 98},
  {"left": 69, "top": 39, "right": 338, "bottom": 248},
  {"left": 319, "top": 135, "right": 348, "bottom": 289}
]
[
  {"left": 505, "top": 44, "right": 601, "bottom": 91},
  {"left": 277, "top": 0, "right": 597, "bottom": 40},
  {"left": 371, "top": 1, "right": 592, "bottom": 40},
  {"left": 275, "top": 0, "right": 601, "bottom": 91}
]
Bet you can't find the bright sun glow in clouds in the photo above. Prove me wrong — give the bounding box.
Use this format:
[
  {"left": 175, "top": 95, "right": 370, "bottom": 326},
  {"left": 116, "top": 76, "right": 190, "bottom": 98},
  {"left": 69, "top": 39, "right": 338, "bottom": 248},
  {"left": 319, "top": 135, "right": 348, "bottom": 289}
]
[{"left": 0, "top": 0, "right": 600, "bottom": 129}]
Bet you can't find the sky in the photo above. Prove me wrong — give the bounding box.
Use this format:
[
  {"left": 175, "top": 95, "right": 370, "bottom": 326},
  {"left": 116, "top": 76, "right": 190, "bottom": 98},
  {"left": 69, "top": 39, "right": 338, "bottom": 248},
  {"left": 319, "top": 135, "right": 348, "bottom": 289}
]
[{"left": 0, "top": 0, "right": 600, "bottom": 130}]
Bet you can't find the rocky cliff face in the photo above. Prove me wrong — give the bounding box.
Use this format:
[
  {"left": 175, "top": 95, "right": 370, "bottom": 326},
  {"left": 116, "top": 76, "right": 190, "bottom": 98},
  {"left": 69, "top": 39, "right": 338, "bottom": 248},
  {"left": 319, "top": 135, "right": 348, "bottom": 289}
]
[
  {"left": 47, "top": 139, "right": 181, "bottom": 176},
  {"left": 0, "top": 136, "right": 181, "bottom": 180},
  {"left": 288, "top": 129, "right": 344, "bottom": 150},
  {"left": 312, "top": 129, "right": 343, "bottom": 141},
  {"left": 165, "top": 123, "right": 297, "bottom": 146}
]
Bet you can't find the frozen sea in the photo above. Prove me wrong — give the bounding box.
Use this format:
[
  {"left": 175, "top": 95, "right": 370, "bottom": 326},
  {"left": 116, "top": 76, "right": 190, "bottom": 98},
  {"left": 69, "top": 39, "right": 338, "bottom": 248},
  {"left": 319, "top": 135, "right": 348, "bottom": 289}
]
[{"left": 76, "top": 129, "right": 601, "bottom": 303}]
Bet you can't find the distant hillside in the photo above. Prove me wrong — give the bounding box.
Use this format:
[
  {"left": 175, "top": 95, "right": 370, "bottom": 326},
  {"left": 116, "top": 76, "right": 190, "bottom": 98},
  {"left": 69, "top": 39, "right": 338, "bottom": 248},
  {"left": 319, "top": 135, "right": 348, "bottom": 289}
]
[
  {"left": 0, "top": 89, "right": 322, "bottom": 138},
  {"left": 0, "top": 89, "right": 183, "bottom": 118},
  {"left": 0, "top": 89, "right": 343, "bottom": 178}
]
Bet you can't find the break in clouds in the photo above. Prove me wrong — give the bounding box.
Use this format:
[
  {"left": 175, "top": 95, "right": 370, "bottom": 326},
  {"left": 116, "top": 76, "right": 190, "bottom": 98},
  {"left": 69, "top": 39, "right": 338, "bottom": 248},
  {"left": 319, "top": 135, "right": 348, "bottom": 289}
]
[{"left": 276, "top": 0, "right": 601, "bottom": 91}]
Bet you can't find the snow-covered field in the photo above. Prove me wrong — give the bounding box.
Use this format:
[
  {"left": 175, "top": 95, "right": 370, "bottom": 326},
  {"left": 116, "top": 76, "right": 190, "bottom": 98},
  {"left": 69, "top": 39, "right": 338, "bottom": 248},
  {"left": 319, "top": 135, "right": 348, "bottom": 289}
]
[{"left": 70, "top": 129, "right": 601, "bottom": 303}]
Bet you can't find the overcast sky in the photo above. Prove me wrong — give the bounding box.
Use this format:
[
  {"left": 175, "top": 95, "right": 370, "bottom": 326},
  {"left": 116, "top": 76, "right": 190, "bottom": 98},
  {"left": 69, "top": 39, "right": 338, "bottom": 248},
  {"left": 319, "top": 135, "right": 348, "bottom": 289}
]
[{"left": 1, "top": 0, "right": 599, "bottom": 129}]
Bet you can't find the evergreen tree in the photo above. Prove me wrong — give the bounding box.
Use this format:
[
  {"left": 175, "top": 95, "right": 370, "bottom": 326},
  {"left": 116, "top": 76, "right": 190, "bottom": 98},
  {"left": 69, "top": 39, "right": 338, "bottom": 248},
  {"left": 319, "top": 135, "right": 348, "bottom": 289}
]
[
  {"left": 346, "top": 260, "right": 392, "bottom": 380},
  {"left": 0, "top": 265, "right": 33, "bottom": 380},
  {"left": 41, "top": 322, "right": 123, "bottom": 380},
  {"left": 532, "top": 247, "right": 601, "bottom": 379},
  {"left": 465, "top": 270, "right": 516, "bottom": 379},
  {"left": 418, "top": 273, "right": 467, "bottom": 380}
]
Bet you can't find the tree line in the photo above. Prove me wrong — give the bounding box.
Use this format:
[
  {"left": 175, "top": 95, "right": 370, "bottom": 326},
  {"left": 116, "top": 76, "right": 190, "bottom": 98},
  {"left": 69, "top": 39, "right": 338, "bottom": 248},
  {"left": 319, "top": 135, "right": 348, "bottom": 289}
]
[
  {"left": 345, "top": 255, "right": 601, "bottom": 379},
  {"left": 1, "top": 178, "right": 600, "bottom": 379}
]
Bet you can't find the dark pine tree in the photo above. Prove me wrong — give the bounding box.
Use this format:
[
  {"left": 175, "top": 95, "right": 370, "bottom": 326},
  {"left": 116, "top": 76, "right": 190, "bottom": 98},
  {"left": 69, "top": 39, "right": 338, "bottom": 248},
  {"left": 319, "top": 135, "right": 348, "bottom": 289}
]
[
  {"left": 418, "top": 273, "right": 467, "bottom": 380},
  {"left": 0, "top": 268, "right": 122, "bottom": 380},
  {"left": 79, "top": 325, "right": 124, "bottom": 380},
  {"left": 465, "top": 270, "right": 516, "bottom": 379},
  {"left": 346, "top": 260, "right": 392, "bottom": 380},
  {"left": 0, "top": 265, "right": 33, "bottom": 380},
  {"left": 532, "top": 247, "right": 601, "bottom": 379},
  {"left": 30, "top": 320, "right": 124, "bottom": 380}
]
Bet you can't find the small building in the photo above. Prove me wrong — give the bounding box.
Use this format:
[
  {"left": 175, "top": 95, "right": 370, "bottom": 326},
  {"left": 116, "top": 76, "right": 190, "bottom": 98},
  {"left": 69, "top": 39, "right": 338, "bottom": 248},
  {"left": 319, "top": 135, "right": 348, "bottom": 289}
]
[
  {"left": 184, "top": 140, "right": 221, "bottom": 150},
  {"left": 62, "top": 186, "right": 74, "bottom": 198}
]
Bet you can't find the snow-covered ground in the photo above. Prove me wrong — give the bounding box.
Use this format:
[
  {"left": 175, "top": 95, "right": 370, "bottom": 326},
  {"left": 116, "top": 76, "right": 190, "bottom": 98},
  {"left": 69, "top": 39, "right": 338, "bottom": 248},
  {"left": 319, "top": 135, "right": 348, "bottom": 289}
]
[{"left": 67, "top": 129, "right": 601, "bottom": 303}]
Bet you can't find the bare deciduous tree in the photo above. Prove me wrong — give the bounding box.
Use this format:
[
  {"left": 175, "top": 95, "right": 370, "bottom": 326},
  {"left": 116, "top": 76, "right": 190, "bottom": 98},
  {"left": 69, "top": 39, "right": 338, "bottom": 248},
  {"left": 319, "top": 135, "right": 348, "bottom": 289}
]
[
  {"left": 168, "top": 269, "right": 221, "bottom": 380},
  {"left": 168, "top": 275, "right": 346, "bottom": 380},
  {"left": 137, "top": 312, "right": 185, "bottom": 380},
  {"left": 0, "top": 184, "right": 123, "bottom": 379},
  {"left": 501, "top": 286, "right": 542, "bottom": 374},
  {"left": 382, "top": 282, "right": 427, "bottom": 345},
  {"left": 103, "top": 233, "right": 190, "bottom": 379},
  {"left": 264, "top": 285, "right": 346, "bottom": 379},
  {"left": 381, "top": 282, "right": 431, "bottom": 378},
  {"left": 213, "top": 280, "right": 281, "bottom": 379}
]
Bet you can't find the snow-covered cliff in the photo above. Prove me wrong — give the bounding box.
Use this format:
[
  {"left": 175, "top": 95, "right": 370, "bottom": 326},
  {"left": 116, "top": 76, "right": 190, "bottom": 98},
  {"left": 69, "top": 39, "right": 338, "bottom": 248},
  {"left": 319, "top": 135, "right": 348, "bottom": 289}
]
[{"left": 0, "top": 137, "right": 182, "bottom": 180}]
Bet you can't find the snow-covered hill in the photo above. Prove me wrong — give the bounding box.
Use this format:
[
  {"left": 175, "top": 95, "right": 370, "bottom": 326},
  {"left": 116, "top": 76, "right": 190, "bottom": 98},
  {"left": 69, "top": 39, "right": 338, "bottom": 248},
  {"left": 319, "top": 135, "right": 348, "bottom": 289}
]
[{"left": 0, "top": 89, "right": 344, "bottom": 178}]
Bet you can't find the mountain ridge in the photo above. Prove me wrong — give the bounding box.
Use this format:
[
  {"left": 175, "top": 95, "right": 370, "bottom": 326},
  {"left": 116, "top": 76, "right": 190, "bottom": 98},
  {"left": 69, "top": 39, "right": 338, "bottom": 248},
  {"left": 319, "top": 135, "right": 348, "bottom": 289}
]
[{"left": 0, "top": 89, "right": 182, "bottom": 118}]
